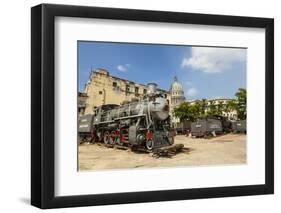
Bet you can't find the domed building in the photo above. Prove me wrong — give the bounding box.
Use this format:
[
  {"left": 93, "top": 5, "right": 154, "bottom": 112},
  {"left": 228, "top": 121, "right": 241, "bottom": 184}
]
[
  {"left": 170, "top": 76, "right": 185, "bottom": 127},
  {"left": 171, "top": 76, "right": 185, "bottom": 107}
]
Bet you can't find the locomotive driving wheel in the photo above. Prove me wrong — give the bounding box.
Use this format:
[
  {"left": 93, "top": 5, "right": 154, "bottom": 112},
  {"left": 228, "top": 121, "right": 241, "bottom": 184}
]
[
  {"left": 109, "top": 130, "right": 117, "bottom": 144},
  {"left": 90, "top": 129, "right": 96, "bottom": 143},
  {"left": 103, "top": 131, "right": 110, "bottom": 144},
  {"left": 145, "top": 139, "right": 154, "bottom": 150}
]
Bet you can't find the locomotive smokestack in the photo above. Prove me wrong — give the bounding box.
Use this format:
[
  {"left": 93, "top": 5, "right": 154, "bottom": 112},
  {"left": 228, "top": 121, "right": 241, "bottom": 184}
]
[{"left": 147, "top": 83, "right": 157, "bottom": 97}]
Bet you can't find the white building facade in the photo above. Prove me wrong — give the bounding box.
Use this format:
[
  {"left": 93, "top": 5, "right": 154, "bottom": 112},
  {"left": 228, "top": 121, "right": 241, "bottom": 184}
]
[{"left": 189, "top": 98, "right": 238, "bottom": 120}]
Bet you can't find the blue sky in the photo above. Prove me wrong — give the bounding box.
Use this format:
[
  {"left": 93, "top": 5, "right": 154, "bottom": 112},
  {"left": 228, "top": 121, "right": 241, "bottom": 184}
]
[{"left": 78, "top": 41, "right": 246, "bottom": 100}]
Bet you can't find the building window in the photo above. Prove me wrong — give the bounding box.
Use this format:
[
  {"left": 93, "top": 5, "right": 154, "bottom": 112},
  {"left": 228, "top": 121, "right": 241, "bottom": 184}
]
[
  {"left": 99, "top": 91, "right": 102, "bottom": 95},
  {"left": 135, "top": 87, "right": 139, "bottom": 95},
  {"left": 126, "top": 85, "right": 130, "bottom": 96},
  {"left": 126, "top": 85, "right": 130, "bottom": 92},
  {"left": 143, "top": 89, "right": 147, "bottom": 94},
  {"left": 112, "top": 82, "right": 117, "bottom": 87}
]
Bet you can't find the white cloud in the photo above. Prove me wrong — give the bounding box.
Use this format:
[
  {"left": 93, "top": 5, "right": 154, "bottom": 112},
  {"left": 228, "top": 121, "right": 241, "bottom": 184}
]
[
  {"left": 181, "top": 47, "right": 246, "bottom": 73},
  {"left": 117, "top": 65, "right": 128, "bottom": 72},
  {"left": 186, "top": 88, "right": 198, "bottom": 97},
  {"left": 117, "top": 64, "right": 131, "bottom": 72}
]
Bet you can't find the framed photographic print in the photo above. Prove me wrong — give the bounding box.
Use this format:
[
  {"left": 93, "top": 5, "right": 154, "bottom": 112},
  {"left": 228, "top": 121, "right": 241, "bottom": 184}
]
[{"left": 31, "top": 4, "right": 274, "bottom": 209}]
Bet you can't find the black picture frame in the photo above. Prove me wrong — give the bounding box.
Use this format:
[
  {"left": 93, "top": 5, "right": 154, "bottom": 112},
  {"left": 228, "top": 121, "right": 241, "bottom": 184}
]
[{"left": 31, "top": 3, "right": 274, "bottom": 209}]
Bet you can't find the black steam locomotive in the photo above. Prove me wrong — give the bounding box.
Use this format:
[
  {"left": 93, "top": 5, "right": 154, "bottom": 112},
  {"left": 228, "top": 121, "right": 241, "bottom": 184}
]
[
  {"left": 191, "top": 115, "right": 246, "bottom": 137},
  {"left": 78, "top": 83, "right": 174, "bottom": 150}
]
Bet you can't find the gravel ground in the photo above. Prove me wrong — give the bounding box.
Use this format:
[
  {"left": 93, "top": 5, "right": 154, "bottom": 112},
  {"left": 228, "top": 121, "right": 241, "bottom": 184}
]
[{"left": 78, "top": 133, "right": 246, "bottom": 171}]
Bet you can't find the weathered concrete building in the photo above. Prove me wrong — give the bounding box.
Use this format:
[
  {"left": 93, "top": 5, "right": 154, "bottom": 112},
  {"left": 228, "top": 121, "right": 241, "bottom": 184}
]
[
  {"left": 78, "top": 92, "right": 88, "bottom": 116},
  {"left": 82, "top": 68, "right": 171, "bottom": 115}
]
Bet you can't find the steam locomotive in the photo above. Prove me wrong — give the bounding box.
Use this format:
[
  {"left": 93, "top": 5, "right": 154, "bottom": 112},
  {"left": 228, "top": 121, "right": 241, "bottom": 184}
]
[{"left": 78, "top": 83, "right": 174, "bottom": 150}]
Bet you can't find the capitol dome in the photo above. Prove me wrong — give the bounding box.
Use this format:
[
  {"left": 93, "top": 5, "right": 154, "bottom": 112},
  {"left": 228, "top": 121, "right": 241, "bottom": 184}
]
[
  {"left": 171, "top": 76, "right": 183, "bottom": 91},
  {"left": 170, "top": 76, "right": 185, "bottom": 106}
]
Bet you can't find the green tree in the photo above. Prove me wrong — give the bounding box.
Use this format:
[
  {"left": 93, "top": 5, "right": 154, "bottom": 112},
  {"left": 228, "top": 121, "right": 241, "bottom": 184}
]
[
  {"left": 189, "top": 101, "right": 201, "bottom": 120},
  {"left": 224, "top": 99, "right": 237, "bottom": 114},
  {"left": 199, "top": 98, "right": 207, "bottom": 116},
  {"left": 207, "top": 100, "right": 217, "bottom": 116},
  {"left": 216, "top": 100, "right": 224, "bottom": 116},
  {"left": 235, "top": 88, "right": 247, "bottom": 120},
  {"left": 222, "top": 99, "right": 237, "bottom": 120},
  {"left": 174, "top": 102, "right": 201, "bottom": 122},
  {"left": 173, "top": 102, "right": 191, "bottom": 121}
]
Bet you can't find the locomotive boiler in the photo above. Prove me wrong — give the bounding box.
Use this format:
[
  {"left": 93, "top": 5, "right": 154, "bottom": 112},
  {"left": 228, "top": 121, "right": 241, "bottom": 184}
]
[{"left": 78, "top": 83, "right": 174, "bottom": 150}]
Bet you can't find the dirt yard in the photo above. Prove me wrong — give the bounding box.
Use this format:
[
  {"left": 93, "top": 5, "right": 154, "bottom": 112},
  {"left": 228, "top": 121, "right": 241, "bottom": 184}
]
[{"left": 78, "top": 134, "right": 246, "bottom": 171}]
